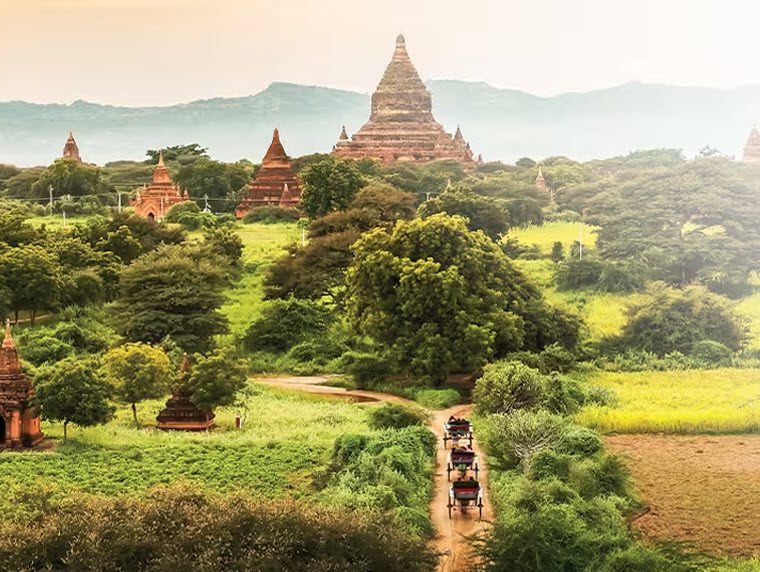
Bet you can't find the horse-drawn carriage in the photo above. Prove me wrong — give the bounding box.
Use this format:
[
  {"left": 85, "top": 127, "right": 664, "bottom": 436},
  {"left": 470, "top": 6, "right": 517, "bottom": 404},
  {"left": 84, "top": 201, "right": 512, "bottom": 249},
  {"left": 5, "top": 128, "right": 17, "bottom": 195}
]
[
  {"left": 443, "top": 418, "right": 473, "bottom": 448},
  {"left": 447, "top": 478, "right": 483, "bottom": 519},
  {"left": 446, "top": 447, "right": 479, "bottom": 481}
]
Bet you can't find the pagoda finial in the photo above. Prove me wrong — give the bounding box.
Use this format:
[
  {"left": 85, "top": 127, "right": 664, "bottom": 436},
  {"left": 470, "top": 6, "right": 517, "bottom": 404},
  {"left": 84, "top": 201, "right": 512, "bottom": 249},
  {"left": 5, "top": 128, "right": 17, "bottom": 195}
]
[
  {"left": 2, "top": 318, "right": 14, "bottom": 349},
  {"left": 273, "top": 128, "right": 280, "bottom": 142},
  {"left": 339, "top": 125, "right": 349, "bottom": 140},
  {"left": 396, "top": 33, "right": 405, "bottom": 45},
  {"left": 158, "top": 149, "right": 165, "bottom": 167}
]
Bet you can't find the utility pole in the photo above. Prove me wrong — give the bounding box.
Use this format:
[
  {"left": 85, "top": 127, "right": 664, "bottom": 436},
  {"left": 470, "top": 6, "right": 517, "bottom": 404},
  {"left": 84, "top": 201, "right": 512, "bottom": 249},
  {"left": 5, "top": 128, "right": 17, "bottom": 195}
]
[
  {"left": 203, "top": 194, "right": 211, "bottom": 213},
  {"left": 62, "top": 209, "right": 66, "bottom": 227},
  {"left": 48, "top": 185, "right": 54, "bottom": 214},
  {"left": 117, "top": 189, "right": 122, "bottom": 214}
]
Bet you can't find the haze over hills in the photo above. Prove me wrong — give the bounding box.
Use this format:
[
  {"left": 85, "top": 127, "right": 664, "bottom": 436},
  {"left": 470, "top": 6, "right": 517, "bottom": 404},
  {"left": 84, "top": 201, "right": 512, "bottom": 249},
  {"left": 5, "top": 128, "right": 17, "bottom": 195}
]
[{"left": 1, "top": 80, "right": 759, "bottom": 167}]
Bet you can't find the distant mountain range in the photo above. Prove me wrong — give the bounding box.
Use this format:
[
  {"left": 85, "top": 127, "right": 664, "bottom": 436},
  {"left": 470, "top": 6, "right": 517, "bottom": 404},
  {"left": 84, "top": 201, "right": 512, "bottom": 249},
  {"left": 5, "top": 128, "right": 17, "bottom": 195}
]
[{"left": 1, "top": 80, "right": 759, "bottom": 167}]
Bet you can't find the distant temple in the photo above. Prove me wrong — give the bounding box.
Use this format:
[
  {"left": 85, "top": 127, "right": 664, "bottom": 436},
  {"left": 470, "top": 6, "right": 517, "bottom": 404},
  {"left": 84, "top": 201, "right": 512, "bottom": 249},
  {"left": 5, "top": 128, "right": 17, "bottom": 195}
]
[
  {"left": 742, "top": 126, "right": 760, "bottom": 164},
  {"left": 333, "top": 35, "right": 475, "bottom": 165},
  {"left": 156, "top": 355, "right": 214, "bottom": 431},
  {"left": 535, "top": 167, "right": 546, "bottom": 190},
  {"left": 235, "top": 129, "right": 302, "bottom": 218},
  {"left": 0, "top": 320, "right": 43, "bottom": 449},
  {"left": 131, "top": 150, "right": 189, "bottom": 221},
  {"left": 62, "top": 131, "right": 82, "bottom": 163}
]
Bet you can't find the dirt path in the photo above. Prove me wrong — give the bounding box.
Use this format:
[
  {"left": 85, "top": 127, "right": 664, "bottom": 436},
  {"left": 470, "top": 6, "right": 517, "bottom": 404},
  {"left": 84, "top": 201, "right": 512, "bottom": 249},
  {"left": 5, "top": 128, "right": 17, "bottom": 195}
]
[{"left": 255, "top": 376, "right": 492, "bottom": 572}]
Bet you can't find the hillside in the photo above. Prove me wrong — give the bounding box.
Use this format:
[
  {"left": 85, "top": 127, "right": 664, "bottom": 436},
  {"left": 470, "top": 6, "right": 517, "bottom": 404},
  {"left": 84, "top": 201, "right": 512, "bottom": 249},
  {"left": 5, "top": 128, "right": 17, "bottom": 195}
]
[{"left": 2, "top": 80, "right": 760, "bottom": 166}]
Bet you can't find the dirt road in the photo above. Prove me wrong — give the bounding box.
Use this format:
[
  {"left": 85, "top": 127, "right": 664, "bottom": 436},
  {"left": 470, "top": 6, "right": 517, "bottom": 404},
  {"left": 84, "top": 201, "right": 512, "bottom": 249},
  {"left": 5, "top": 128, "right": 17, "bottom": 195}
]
[{"left": 256, "top": 376, "right": 492, "bottom": 572}]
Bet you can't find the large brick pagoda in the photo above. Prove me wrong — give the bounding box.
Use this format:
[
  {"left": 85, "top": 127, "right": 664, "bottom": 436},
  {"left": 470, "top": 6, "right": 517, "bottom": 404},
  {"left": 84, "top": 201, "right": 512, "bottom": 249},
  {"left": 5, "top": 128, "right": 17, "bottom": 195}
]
[
  {"left": 236, "top": 129, "right": 302, "bottom": 217},
  {"left": 743, "top": 126, "right": 760, "bottom": 164},
  {"left": 62, "top": 131, "right": 82, "bottom": 163},
  {"left": 0, "top": 320, "right": 43, "bottom": 449},
  {"left": 333, "top": 35, "right": 475, "bottom": 165},
  {"left": 131, "top": 150, "right": 189, "bottom": 221}
]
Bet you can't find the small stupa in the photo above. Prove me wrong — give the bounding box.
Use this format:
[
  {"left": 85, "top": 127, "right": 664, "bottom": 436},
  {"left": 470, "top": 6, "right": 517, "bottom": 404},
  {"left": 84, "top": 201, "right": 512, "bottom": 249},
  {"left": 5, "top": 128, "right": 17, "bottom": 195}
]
[
  {"left": 131, "top": 150, "right": 189, "bottom": 221},
  {"left": 0, "top": 320, "right": 43, "bottom": 448},
  {"left": 235, "top": 128, "right": 302, "bottom": 217},
  {"left": 156, "top": 354, "right": 214, "bottom": 431},
  {"left": 62, "top": 131, "right": 82, "bottom": 163},
  {"left": 742, "top": 126, "right": 760, "bottom": 164}
]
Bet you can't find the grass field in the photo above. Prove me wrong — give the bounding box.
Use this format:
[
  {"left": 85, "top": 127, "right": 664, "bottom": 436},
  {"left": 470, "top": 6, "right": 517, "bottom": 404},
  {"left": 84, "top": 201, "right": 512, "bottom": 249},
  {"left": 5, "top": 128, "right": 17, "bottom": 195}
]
[
  {"left": 577, "top": 368, "right": 760, "bottom": 434},
  {"left": 507, "top": 221, "right": 598, "bottom": 254},
  {"left": 220, "top": 222, "right": 300, "bottom": 336},
  {"left": 0, "top": 382, "right": 370, "bottom": 518}
]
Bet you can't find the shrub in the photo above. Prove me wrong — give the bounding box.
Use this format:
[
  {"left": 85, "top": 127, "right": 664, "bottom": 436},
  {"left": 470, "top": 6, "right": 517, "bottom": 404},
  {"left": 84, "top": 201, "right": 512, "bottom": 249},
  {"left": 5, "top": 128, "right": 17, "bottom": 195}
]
[
  {"left": 570, "top": 454, "right": 631, "bottom": 500},
  {"left": 617, "top": 282, "right": 748, "bottom": 356},
  {"left": 555, "top": 257, "right": 606, "bottom": 290},
  {"left": 484, "top": 410, "right": 567, "bottom": 473},
  {"left": 690, "top": 339, "right": 732, "bottom": 363},
  {"left": 530, "top": 450, "right": 572, "bottom": 481},
  {"left": 473, "top": 361, "right": 548, "bottom": 416},
  {"left": 0, "top": 485, "right": 437, "bottom": 572},
  {"left": 544, "top": 373, "right": 586, "bottom": 414},
  {"left": 414, "top": 388, "right": 460, "bottom": 409},
  {"left": 243, "top": 298, "right": 333, "bottom": 352},
  {"left": 16, "top": 334, "right": 74, "bottom": 366},
  {"left": 242, "top": 206, "right": 300, "bottom": 224},
  {"left": 597, "top": 545, "right": 675, "bottom": 572},
  {"left": 558, "top": 427, "right": 604, "bottom": 458},
  {"left": 368, "top": 403, "right": 427, "bottom": 430},
  {"left": 340, "top": 351, "right": 392, "bottom": 389},
  {"left": 164, "top": 201, "right": 214, "bottom": 230}
]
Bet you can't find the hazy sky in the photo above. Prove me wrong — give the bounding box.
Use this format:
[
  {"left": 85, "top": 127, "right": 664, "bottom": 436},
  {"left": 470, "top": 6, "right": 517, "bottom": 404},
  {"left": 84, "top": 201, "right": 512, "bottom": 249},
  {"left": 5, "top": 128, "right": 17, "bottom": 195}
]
[{"left": 1, "top": 0, "right": 759, "bottom": 106}]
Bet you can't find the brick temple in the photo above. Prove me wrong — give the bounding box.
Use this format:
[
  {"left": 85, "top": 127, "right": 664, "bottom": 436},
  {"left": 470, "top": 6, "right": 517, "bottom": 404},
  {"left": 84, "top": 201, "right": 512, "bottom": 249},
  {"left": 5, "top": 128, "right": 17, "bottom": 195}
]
[
  {"left": 333, "top": 35, "right": 475, "bottom": 165},
  {"left": 743, "top": 126, "right": 760, "bottom": 164},
  {"left": 236, "top": 129, "right": 302, "bottom": 217},
  {"left": 156, "top": 355, "right": 214, "bottom": 431},
  {"left": 0, "top": 320, "right": 43, "bottom": 449},
  {"left": 62, "top": 131, "right": 82, "bottom": 163},
  {"left": 132, "top": 150, "right": 189, "bottom": 221}
]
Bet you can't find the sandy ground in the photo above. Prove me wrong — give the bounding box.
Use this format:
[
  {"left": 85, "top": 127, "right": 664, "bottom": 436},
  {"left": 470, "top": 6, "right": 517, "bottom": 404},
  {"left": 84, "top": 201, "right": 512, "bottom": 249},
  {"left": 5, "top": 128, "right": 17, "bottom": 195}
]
[
  {"left": 607, "top": 434, "right": 760, "bottom": 556},
  {"left": 257, "top": 376, "right": 492, "bottom": 572}
]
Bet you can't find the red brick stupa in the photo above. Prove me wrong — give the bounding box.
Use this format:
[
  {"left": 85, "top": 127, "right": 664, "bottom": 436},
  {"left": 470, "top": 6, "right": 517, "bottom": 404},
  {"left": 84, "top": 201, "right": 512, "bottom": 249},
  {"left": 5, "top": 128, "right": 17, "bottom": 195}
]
[
  {"left": 333, "top": 35, "right": 475, "bottom": 165},
  {"left": 236, "top": 129, "right": 302, "bottom": 217},
  {"left": 132, "top": 150, "right": 189, "bottom": 221},
  {"left": 156, "top": 355, "right": 214, "bottom": 431},
  {"left": 0, "top": 320, "right": 43, "bottom": 449},
  {"left": 62, "top": 131, "right": 82, "bottom": 163},
  {"left": 743, "top": 126, "right": 760, "bottom": 164}
]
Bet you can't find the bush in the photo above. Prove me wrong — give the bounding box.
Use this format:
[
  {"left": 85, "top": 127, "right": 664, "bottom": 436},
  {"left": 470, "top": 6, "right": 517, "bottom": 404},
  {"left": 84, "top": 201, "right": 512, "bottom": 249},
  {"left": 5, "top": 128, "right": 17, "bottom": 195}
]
[
  {"left": 414, "top": 388, "right": 460, "bottom": 409},
  {"left": 164, "top": 201, "right": 213, "bottom": 230},
  {"left": 473, "top": 361, "right": 548, "bottom": 416},
  {"left": 242, "top": 206, "right": 300, "bottom": 224},
  {"left": 617, "top": 283, "right": 748, "bottom": 356},
  {"left": 340, "top": 351, "right": 392, "bottom": 389},
  {"left": 558, "top": 427, "right": 604, "bottom": 457},
  {"left": 243, "top": 298, "right": 333, "bottom": 353},
  {"left": 368, "top": 403, "right": 427, "bottom": 430},
  {"left": 484, "top": 410, "right": 567, "bottom": 473},
  {"left": 690, "top": 339, "right": 733, "bottom": 363},
  {"left": 556, "top": 256, "right": 643, "bottom": 293},
  {"left": 544, "top": 373, "right": 586, "bottom": 415},
  {"left": 16, "top": 334, "right": 74, "bottom": 366},
  {"left": 570, "top": 454, "right": 631, "bottom": 500},
  {"left": 530, "top": 449, "right": 573, "bottom": 481},
  {"left": 0, "top": 484, "right": 437, "bottom": 572}
]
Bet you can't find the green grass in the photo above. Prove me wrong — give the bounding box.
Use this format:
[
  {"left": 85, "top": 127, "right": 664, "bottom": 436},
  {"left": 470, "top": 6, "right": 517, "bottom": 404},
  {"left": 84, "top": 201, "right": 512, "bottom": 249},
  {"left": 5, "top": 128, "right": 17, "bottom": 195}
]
[
  {"left": 576, "top": 368, "right": 760, "bottom": 434},
  {"left": 220, "top": 222, "right": 300, "bottom": 337},
  {"left": 26, "top": 214, "right": 99, "bottom": 229},
  {"left": 507, "top": 221, "right": 598, "bottom": 254},
  {"left": 0, "top": 382, "right": 371, "bottom": 517}
]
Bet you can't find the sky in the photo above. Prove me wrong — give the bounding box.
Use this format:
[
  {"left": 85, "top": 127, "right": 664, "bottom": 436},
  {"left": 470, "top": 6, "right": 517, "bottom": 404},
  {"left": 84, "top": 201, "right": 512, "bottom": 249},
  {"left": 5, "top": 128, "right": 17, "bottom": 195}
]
[{"left": 1, "top": 0, "right": 759, "bottom": 106}]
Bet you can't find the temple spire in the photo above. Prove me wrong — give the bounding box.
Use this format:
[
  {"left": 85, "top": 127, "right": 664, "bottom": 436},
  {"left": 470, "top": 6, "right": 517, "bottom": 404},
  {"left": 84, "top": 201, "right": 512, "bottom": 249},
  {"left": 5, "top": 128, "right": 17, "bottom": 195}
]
[
  {"left": 339, "top": 125, "right": 349, "bottom": 141},
  {"left": 2, "top": 318, "right": 14, "bottom": 349},
  {"left": 158, "top": 149, "right": 165, "bottom": 167}
]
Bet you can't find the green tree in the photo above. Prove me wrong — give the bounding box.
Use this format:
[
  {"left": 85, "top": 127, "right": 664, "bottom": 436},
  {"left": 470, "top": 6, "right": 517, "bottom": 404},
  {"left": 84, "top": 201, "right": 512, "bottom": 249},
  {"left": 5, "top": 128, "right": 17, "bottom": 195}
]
[
  {"left": 174, "top": 157, "right": 250, "bottom": 212},
  {"left": 0, "top": 244, "right": 62, "bottom": 323},
  {"left": 616, "top": 282, "right": 748, "bottom": 355},
  {"left": 32, "top": 159, "right": 110, "bottom": 199},
  {"left": 346, "top": 214, "right": 575, "bottom": 383},
  {"left": 35, "top": 357, "right": 114, "bottom": 440},
  {"left": 185, "top": 347, "right": 247, "bottom": 412},
  {"left": 112, "top": 244, "right": 229, "bottom": 353},
  {"left": 299, "top": 157, "right": 365, "bottom": 218},
  {"left": 203, "top": 225, "right": 243, "bottom": 270},
  {"left": 418, "top": 185, "right": 509, "bottom": 240},
  {"left": 145, "top": 144, "right": 208, "bottom": 165},
  {"left": 550, "top": 241, "right": 564, "bottom": 263},
  {"left": 101, "top": 343, "right": 173, "bottom": 426}
]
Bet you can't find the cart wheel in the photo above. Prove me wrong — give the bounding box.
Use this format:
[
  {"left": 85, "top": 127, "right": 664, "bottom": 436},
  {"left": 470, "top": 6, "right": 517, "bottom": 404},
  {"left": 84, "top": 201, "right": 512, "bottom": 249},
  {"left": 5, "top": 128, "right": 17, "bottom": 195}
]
[
  {"left": 447, "top": 466, "right": 451, "bottom": 482},
  {"left": 475, "top": 466, "right": 479, "bottom": 479}
]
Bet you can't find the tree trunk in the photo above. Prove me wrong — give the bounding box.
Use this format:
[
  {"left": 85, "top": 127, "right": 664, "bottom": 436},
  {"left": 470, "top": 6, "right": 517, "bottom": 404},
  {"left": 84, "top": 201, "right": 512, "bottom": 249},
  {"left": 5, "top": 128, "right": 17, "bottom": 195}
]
[
  {"left": 131, "top": 403, "right": 139, "bottom": 427},
  {"left": 14, "top": 309, "right": 18, "bottom": 324},
  {"left": 30, "top": 308, "right": 36, "bottom": 326},
  {"left": 63, "top": 421, "right": 68, "bottom": 441}
]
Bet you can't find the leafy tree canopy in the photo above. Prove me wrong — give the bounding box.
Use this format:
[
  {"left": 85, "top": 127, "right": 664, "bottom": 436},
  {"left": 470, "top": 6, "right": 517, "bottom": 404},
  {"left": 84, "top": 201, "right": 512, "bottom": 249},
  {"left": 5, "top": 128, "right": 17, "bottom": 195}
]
[
  {"left": 299, "top": 157, "right": 365, "bottom": 218},
  {"left": 185, "top": 347, "right": 248, "bottom": 412}
]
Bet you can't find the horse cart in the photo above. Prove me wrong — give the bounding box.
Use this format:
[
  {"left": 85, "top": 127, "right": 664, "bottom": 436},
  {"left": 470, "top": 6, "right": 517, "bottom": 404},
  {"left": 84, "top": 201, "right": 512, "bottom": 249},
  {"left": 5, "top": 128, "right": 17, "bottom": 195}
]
[
  {"left": 447, "top": 479, "right": 483, "bottom": 519},
  {"left": 446, "top": 447, "right": 479, "bottom": 481},
  {"left": 443, "top": 418, "right": 473, "bottom": 448}
]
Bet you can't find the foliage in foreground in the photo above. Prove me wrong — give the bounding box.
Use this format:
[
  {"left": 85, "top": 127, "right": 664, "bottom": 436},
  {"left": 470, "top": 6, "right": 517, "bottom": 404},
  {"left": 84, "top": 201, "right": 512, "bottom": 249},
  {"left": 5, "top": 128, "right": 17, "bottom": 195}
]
[{"left": 0, "top": 484, "right": 436, "bottom": 572}]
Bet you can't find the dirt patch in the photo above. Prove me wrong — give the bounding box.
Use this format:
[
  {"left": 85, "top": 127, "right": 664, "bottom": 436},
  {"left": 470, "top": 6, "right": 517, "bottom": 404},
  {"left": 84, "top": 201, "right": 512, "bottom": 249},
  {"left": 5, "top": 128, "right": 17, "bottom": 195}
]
[{"left": 607, "top": 434, "right": 760, "bottom": 556}]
